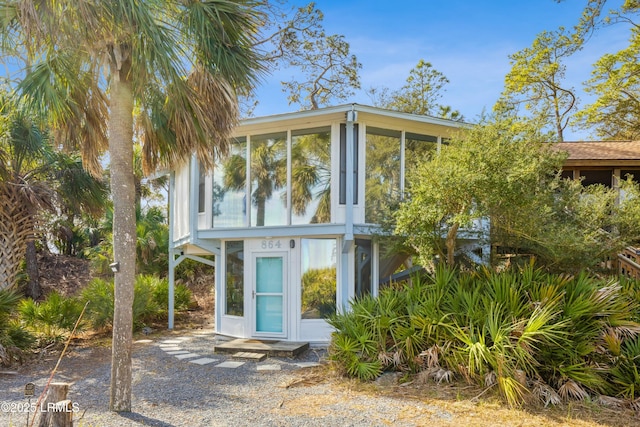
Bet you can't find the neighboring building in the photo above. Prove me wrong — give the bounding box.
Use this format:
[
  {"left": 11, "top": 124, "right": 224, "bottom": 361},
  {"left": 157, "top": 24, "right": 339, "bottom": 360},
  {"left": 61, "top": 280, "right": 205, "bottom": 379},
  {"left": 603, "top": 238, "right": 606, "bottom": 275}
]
[
  {"left": 555, "top": 141, "right": 640, "bottom": 188},
  {"left": 167, "top": 104, "right": 465, "bottom": 344},
  {"left": 555, "top": 141, "right": 640, "bottom": 278}
]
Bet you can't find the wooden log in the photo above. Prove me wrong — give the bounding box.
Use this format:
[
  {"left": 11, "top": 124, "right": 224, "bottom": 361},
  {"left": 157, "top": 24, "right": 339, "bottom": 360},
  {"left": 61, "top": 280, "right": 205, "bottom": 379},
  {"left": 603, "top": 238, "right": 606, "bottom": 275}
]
[{"left": 37, "top": 382, "right": 73, "bottom": 427}]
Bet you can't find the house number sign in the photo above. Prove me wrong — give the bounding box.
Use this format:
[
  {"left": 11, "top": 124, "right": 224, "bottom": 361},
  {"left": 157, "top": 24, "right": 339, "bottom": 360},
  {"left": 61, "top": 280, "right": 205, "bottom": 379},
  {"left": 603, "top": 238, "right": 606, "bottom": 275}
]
[{"left": 260, "top": 240, "right": 282, "bottom": 249}]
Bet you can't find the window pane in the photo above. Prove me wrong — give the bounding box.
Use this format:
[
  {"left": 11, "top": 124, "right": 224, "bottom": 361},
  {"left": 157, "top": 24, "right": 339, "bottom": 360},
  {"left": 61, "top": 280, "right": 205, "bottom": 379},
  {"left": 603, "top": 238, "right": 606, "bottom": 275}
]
[
  {"left": 256, "top": 295, "right": 283, "bottom": 332},
  {"left": 256, "top": 257, "right": 283, "bottom": 293},
  {"left": 339, "top": 124, "right": 358, "bottom": 204},
  {"left": 365, "top": 127, "right": 401, "bottom": 223},
  {"left": 198, "top": 168, "right": 205, "bottom": 213},
  {"left": 214, "top": 138, "right": 247, "bottom": 228},
  {"left": 292, "top": 128, "right": 332, "bottom": 224},
  {"left": 354, "top": 239, "right": 372, "bottom": 298},
  {"left": 225, "top": 241, "right": 244, "bottom": 316},
  {"left": 405, "top": 134, "right": 438, "bottom": 174},
  {"left": 301, "top": 238, "right": 337, "bottom": 319},
  {"left": 250, "top": 133, "right": 287, "bottom": 226},
  {"left": 621, "top": 170, "right": 640, "bottom": 184},
  {"left": 580, "top": 169, "right": 612, "bottom": 187}
]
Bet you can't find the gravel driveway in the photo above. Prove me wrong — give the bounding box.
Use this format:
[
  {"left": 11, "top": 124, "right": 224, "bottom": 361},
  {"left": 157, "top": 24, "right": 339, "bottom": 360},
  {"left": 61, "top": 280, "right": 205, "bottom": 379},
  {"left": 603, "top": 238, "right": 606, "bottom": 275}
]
[{"left": 0, "top": 329, "right": 453, "bottom": 427}]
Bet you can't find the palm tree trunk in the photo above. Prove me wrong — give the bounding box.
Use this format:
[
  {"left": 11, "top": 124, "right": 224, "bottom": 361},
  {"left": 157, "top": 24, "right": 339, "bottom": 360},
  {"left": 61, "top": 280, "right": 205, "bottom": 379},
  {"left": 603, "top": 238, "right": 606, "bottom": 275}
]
[
  {"left": 108, "top": 54, "right": 136, "bottom": 413},
  {"left": 25, "top": 240, "right": 41, "bottom": 300},
  {"left": 0, "top": 184, "right": 33, "bottom": 291}
]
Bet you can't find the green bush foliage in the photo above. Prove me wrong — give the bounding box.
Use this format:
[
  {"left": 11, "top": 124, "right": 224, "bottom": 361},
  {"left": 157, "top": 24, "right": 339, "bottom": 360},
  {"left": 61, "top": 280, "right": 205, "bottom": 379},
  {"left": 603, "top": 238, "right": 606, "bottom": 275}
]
[
  {"left": 0, "top": 290, "right": 34, "bottom": 364},
  {"left": 329, "top": 263, "right": 640, "bottom": 407},
  {"left": 151, "top": 276, "right": 192, "bottom": 313},
  {"left": 81, "top": 275, "right": 191, "bottom": 331},
  {"left": 18, "top": 291, "right": 85, "bottom": 340}
]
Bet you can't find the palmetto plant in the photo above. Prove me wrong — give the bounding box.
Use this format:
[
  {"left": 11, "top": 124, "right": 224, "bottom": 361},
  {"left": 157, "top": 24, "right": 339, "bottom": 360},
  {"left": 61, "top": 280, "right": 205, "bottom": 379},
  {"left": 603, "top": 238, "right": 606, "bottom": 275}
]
[
  {"left": 329, "top": 263, "right": 640, "bottom": 407},
  {"left": 0, "top": 289, "right": 34, "bottom": 365}
]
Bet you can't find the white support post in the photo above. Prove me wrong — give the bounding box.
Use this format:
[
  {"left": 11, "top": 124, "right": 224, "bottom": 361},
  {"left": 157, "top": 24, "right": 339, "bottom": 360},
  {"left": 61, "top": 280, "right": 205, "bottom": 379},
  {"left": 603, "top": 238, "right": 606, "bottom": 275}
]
[
  {"left": 168, "top": 252, "right": 176, "bottom": 330},
  {"left": 343, "top": 106, "right": 356, "bottom": 254}
]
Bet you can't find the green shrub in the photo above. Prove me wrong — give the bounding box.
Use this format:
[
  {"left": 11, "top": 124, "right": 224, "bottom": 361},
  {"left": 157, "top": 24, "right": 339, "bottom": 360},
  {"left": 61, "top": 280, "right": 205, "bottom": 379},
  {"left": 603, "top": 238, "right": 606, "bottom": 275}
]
[
  {"left": 18, "top": 291, "right": 85, "bottom": 340},
  {"left": 81, "top": 275, "right": 191, "bottom": 331},
  {"left": 80, "top": 278, "right": 115, "bottom": 330},
  {"left": 151, "top": 276, "right": 192, "bottom": 313},
  {"left": 0, "top": 290, "right": 34, "bottom": 365},
  {"left": 329, "top": 263, "right": 640, "bottom": 407}
]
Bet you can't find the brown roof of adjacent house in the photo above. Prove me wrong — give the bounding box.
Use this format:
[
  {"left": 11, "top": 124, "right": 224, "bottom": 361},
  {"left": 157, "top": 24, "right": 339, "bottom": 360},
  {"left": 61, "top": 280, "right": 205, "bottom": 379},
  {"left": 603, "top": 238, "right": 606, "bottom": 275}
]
[{"left": 554, "top": 141, "right": 640, "bottom": 167}]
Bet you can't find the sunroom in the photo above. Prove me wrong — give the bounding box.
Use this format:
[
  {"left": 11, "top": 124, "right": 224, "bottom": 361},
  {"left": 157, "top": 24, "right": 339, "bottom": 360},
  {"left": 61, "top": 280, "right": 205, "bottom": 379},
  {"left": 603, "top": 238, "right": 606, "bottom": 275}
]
[{"left": 168, "top": 104, "right": 465, "bottom": 344}]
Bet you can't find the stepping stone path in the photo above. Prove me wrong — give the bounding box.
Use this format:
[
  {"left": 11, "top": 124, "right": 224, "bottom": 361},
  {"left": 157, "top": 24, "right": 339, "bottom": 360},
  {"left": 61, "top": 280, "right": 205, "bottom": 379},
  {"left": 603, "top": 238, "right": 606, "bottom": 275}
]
[{"left": 145, "top": 332, "right": 324, "bottom": 372}]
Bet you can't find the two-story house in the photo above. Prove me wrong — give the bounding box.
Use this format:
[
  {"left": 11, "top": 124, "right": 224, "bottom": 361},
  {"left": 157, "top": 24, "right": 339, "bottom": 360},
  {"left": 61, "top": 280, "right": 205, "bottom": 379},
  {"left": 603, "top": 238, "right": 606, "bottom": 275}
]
[{"left": 167, "top": 104, "right": 465, "bottom": 344}]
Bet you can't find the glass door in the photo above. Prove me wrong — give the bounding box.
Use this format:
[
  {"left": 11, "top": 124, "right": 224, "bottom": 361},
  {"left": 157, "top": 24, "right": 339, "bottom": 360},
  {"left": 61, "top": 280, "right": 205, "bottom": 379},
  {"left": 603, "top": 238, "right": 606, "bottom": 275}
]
[{"left": 253, "top": 253, "right": 287, "bottom": 336}]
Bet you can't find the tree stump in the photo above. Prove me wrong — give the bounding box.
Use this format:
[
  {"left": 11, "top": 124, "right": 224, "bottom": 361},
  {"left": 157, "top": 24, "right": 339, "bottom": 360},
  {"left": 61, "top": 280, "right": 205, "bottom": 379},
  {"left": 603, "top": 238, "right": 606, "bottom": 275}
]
[{"left": 37, "top": 382, "right": 73, "bottom": 427}]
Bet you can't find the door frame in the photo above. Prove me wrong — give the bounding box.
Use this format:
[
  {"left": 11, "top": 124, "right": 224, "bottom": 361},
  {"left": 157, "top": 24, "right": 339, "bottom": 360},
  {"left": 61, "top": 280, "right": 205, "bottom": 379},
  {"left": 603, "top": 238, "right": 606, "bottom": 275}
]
[{"left": 251, "top": 250, "right": 288, "bottom": 339}]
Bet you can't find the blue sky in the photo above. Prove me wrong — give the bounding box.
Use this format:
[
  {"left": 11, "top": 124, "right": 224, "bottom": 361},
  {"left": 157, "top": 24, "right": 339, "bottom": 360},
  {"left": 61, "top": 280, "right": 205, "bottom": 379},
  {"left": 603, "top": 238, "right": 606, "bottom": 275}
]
[{"left": 251, "top": 0, "right": 630, "bottom": 140}]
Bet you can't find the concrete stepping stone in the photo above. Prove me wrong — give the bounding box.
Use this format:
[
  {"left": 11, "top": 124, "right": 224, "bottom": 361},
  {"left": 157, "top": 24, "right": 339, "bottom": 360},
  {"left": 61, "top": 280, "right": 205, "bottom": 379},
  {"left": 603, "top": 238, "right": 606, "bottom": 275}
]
[
  {"left": 190, "top": 358, "right": 218, "bottom": 365},
  {"left": 192, "top": 330, "right": 216, "bottom": 335},
  {"left": 295, "top": 362, "right": 321, "bottom": 368},
  {"left": 160, "top": 339, "right": 186, "bottom": 344},
  {"left": 216, "top": 361, "right": 245, "bottom": 369},
  {"left": 159, "top": 346, "right": 181, "bottom": 351},
  {"left": 232, "top": 352, "right": 266, "bottom": 362},
  {"left": 175, "top": 353, "right": 200, "bottom": 360},
  {"left": 165, "top": 350, "right": 190, "bottom": 355},
  {"left": 257, "top": 364, "right": 281, "bottom": 372},
  {"left": 134, "top": 339, "right": 153, "bottom": 344}
]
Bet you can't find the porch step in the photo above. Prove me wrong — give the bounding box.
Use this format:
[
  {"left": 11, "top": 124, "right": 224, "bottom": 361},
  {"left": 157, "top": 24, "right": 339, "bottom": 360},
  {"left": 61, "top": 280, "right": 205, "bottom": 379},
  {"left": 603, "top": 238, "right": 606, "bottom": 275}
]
[
  {"left": 231, "top": 352, "right": 267, "bottom": 362},
  {"left": 214, "top": 339, "right": 309, "bottom": 358}
]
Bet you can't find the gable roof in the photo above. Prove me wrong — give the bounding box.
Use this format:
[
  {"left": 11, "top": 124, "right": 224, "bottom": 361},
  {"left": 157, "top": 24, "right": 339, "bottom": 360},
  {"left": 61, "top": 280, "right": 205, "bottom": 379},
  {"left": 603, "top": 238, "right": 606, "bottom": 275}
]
[{"left": 554, "top": 141, "right": 640, "bottom": 167}]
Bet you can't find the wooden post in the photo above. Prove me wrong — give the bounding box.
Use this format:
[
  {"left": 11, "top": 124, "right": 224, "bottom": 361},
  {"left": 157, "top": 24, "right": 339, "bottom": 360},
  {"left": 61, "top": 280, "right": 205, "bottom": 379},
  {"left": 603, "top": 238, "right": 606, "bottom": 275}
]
[{"left": 37, "top": 382, "right": 73, "bottom": 427}]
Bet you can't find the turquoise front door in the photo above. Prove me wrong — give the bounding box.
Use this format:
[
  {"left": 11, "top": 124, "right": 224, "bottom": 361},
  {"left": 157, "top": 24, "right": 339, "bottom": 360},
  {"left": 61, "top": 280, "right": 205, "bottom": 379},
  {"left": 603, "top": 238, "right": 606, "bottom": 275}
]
[{"left": 253, "top": 253, "right": 287, "bottom": 336}]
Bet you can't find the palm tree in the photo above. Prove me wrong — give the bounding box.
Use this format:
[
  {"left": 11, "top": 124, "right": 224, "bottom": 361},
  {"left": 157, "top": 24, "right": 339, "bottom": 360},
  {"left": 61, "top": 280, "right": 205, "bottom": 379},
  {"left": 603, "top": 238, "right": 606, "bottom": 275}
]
[
  {"left": 0, "top": 0, "right": 263, "bottom": 412},
  {"left": 0, "top": 92, "right": 53, "bottom": 295},
  {"left": 0, "top": 91, "right": 108, "bottom": 298}
]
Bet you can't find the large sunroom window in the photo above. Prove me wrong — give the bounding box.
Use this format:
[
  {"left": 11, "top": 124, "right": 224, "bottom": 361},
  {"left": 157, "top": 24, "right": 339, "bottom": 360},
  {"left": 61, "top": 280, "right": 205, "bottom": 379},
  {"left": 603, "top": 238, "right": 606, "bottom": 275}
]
[
  {"left": 364, "top": 129, "right": 440, "bottom": 223},
  {"left": 250, "top": 132, "right": 288, "bottom": 227},
  {"left": 365, "top": 127, "right": 401, "bottom": 223},
  {"left": 212, "top": 128, "right": 332, "bottom": 228},
  {"left": 212, "top": 137, "right": 247, "bottom": 228},
  {"left": 292, "top": 128, "right": 332, "bottom": 224}
]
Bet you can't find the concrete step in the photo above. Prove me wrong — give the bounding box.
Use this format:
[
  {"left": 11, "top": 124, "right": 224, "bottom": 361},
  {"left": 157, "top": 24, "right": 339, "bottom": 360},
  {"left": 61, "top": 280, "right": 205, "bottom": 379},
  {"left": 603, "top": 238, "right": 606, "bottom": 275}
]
[{"left": 214, "top": 339, "right": 309, "bottom": 358}]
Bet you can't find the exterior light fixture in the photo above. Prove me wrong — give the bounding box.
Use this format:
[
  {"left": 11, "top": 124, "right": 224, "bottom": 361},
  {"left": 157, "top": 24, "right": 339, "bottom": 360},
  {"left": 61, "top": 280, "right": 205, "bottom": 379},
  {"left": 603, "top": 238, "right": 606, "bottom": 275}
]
[{"left": 109, "top": 261, "right": 120, "bottom": 273}]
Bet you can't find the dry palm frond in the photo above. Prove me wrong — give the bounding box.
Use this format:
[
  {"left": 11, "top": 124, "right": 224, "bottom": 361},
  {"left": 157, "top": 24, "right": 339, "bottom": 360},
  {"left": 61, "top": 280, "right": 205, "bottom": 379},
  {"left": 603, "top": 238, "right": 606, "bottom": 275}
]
[
  {"left": 416, "top": 367, "right": 454, "bottom": 385},
  {"left": 629, "top": 397, "right": 640, "bottom": 411},
  {"left": 280, "top": 367, "right": 328, "bottom": 388},
  {"left": 531, "top": 379, "right": 561, "bottom": 407},
  {"left": 418, "top": 345, "right": 440, "bottom": 369},
  {"left": 432, "top": 368, "right": 454, "bottom": 384},
  {"left": 392, "top": 351, "right": 403, "bottom": 367},
  {"left": 596, "top": 394, "right": 624, "bottom": 408},
  {"left": 558, "top": 379, "right": 589, "bottom": 401},
  {"left": 484, "top": 371, "right": 497, "bottom": 387},
  {"left": 378, "top": 351, "right": 393, "bottom": 366}
]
